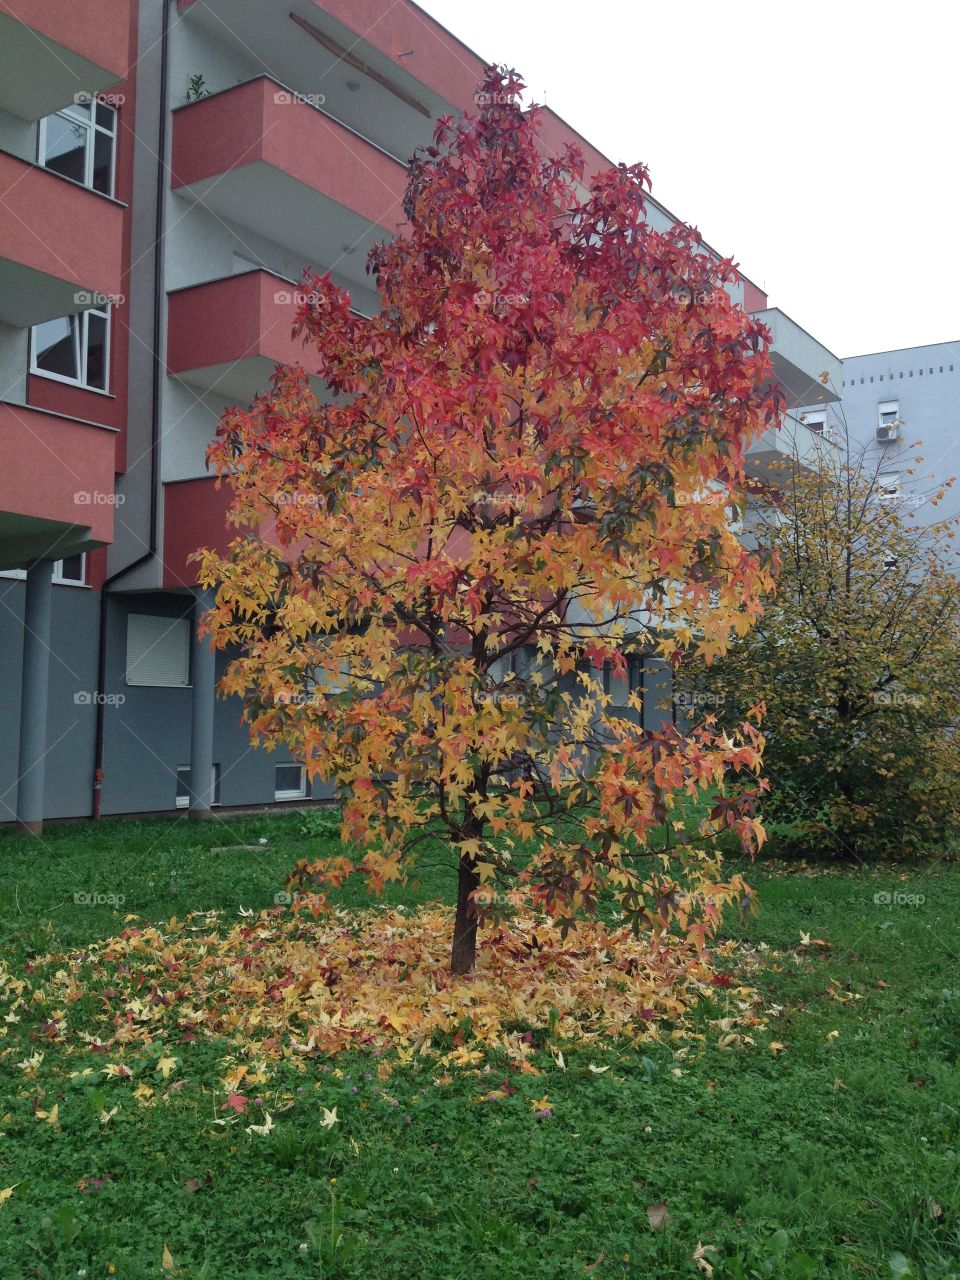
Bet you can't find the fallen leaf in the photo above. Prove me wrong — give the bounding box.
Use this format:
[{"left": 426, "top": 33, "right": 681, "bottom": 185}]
[
  {"left": 157, "top": 1056, "right": 178, "bottom": 1081},
  {"left": 0, "top": 1185, "right": 18, "bottom": 1207},
  {"left": 320, "top": 1107, "right": 338, "bottom": 1128},
  {"left": 246, "top": 1112, "right": 274, "bottom": 1136}
]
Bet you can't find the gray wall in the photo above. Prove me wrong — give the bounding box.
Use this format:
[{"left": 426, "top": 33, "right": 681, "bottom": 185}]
[
  {"left": 0, "top": 583, "right": 332, "bottom": 822},
  {"left": 838, "top": 340, "right": 960, "bottom": 528}
]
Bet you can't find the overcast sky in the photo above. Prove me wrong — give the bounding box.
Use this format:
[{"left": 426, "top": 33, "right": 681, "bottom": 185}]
[{"left": 417, "top": 0, "right": 959, "bottom": 359}]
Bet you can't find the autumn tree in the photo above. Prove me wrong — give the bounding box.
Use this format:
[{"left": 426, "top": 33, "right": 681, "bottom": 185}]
[
  {"left": 197, "top": 66, "right": 781, "bottom": 973},
  {"left": 689, "top": 426, "right": 960, "bottom": 859}
]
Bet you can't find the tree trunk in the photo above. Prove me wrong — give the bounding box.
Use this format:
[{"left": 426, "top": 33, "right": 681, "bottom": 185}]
[{"left": 450, "top": 853, "right": 480, "bottom": 974}]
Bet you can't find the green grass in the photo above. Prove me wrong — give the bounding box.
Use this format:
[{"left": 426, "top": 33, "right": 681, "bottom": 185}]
[{"left": 1, "top": 811, "right": 959, "bottom": 1278}]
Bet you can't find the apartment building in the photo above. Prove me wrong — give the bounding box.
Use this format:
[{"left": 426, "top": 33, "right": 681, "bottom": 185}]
[
  {"left": 0, "top": 0, "right": 841, "bottom": 831},
  {"left": 827, "top": 341, "right": 960, "bottom": 524}
]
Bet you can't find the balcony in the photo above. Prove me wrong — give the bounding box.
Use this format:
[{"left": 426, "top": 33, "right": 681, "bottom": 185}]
[
  {"left": 167, "top": 269, "right": 334, "bottom": 404},
  {"left": 0, "top": 0, "right": 131, "bottom": 120},
  {"left": 748, "top": 307, "right": 842, "bottom": 411},
  {"left": 746, "top": 411, "right": 837, "bottom": 484},
  {"left": 170, "top": 77, "right": 407, "bottom": 289},
  {"left": 0, "top": 152, "right": 125, "bottom": 327},
  {"left": 0, "top": 401, "right": 117, "bottom": 568}
]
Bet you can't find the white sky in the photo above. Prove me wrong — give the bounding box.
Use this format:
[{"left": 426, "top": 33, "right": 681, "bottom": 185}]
[{"left": 416, "top": 0, "right": 960, "bottom": 358}]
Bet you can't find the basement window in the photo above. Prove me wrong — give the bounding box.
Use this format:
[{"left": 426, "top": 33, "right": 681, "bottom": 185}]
[
  {"left": 275, "top": 763, "right": 308, "bottom": 801},
  {"left": 176, "top": 763, "right": 221, "bottom": 809}
]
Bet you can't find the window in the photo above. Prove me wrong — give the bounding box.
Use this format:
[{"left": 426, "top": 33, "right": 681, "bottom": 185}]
[
  {"left": 53, "top": 554, "right": 86, "bottom": 585},
  {"left": 126, "top": 614, "right": 191, "bottom": 687},
  {"left": 32, "top": 306, "right": 110, "bottom": 391},
  {"left": 2, "top": 558, "right": 85, "bottom": 584},
  {"left": 877, "top": 473, "right": 901, "bottom": 503},
  {"left": 176, "top": 763, "right": 221, "bottom": 809},
  {"left": 39, "top": 99, "right": 116, "bottom": 195},
  {"left": 878, "top": 401, "right": 899, "bottom": 427},
  {"left": 275, "top": 762, "right": 307, "bottom": 801},
  {"left": 804, "top": 412, "right": 826, "bottom": 435}
]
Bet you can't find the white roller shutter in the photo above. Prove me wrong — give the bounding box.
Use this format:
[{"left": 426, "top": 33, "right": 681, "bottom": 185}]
[{"left": 126, "top": 613, "right": 191, "bottom": 687}]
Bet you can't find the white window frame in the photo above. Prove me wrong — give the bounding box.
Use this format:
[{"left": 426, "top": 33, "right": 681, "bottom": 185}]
[
  {"left": 274, "top": 763, "right": 308, "bottom": 801},
  {"left": 31, "top": 306, "right": 111, "bottom": 393},
  {"left": 125, "top": 613, "right": 191, "bottom": 688},
  {"left": 38, "top": 100, "right": 117, "bottom": 196},
  {"left": 52, "top": 554, "right": 87, "bottom": 586},
  {"left": 877, "top": 473, "right": 901, "bottom": 503},
  {"left": 878, "top": 401, "right": 900, "bottom": 428},
  {"left": 1, "top": 558, "right": 86, "bottom": 584}
]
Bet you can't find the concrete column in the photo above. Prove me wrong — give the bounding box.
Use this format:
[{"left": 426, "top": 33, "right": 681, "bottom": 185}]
[
  {"left": 16, "top": 559, "right": 53, "bottom": 835},
  {"left": 188, "top": 587, "right": 216, "bottom": 818}
]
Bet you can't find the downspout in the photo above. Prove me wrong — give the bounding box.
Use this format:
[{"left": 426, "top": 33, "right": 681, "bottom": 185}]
[{"left": 92, "top": 0, "right": 170, "bottom": 818}]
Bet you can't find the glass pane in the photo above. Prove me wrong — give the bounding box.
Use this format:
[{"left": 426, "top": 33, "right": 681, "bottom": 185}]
[
  {"left": 175, "top": 767, "right": 190, "bottom": 805},
  {"left": 34, "top": 315, "right": 79, "bottom": 380},
  {"left": 42, "top": 114, "right": 88, "bottom": 184},
  {"left": 60, "top": 555, "right": 85, "bottom": 583},
  {"left": 92, "top": 129, "right": 113, "bottom": 194},
  {"left": 84, "top": 311, "right": 108, "bottom": 389},
  {"left": 62, "top": 100, "right": 91, "bottom": 122},
  {"left": 95, "top": 102, "right": 115, "bottom": 131},
  {"left": 275, "top": 764, "right": 303, "bottom": 794}
]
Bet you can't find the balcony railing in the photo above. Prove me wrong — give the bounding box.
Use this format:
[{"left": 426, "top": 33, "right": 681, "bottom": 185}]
[
  {"left": 0, "top": 400, "right": 117, "bottom": 567},
  {"left": 0, "top": 0, "right": 131, "bottom": 120},
  {"left": 0, "top": 151, "right": 125, "bottom": 327},
  {"left": 166, "top": 269, "right": 332, "bottom": 404}
]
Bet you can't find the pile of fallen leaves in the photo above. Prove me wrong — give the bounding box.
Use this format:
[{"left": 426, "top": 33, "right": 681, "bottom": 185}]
[{"left": 3, "top": 903, "right": 769, "bottom": 1072}]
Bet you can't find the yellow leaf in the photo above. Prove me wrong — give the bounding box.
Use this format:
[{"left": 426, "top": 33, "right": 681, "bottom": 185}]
[
  {"left": 157, "top": 1056, "right": 178, "bottom": 1080},
  {"left": 35, "top": 1104, "right": 59, "bottom": 1127},
  {"left": 0, "top": 1184, "right": 18, "bottom": 1207},
  {"left": 320, "top": 1106, "right": 338, "bottom": 1128},
  {"left": 769, "top": 1041, "right": 787, "bottom": 1056},
  {"left": 162, "top": 1242, "right": 179, "bottom": 1274}
]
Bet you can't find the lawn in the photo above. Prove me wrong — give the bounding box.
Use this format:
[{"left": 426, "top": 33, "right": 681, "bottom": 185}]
[{"left": 0, "top": 810, "right": 958, "bottom": 1279}]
